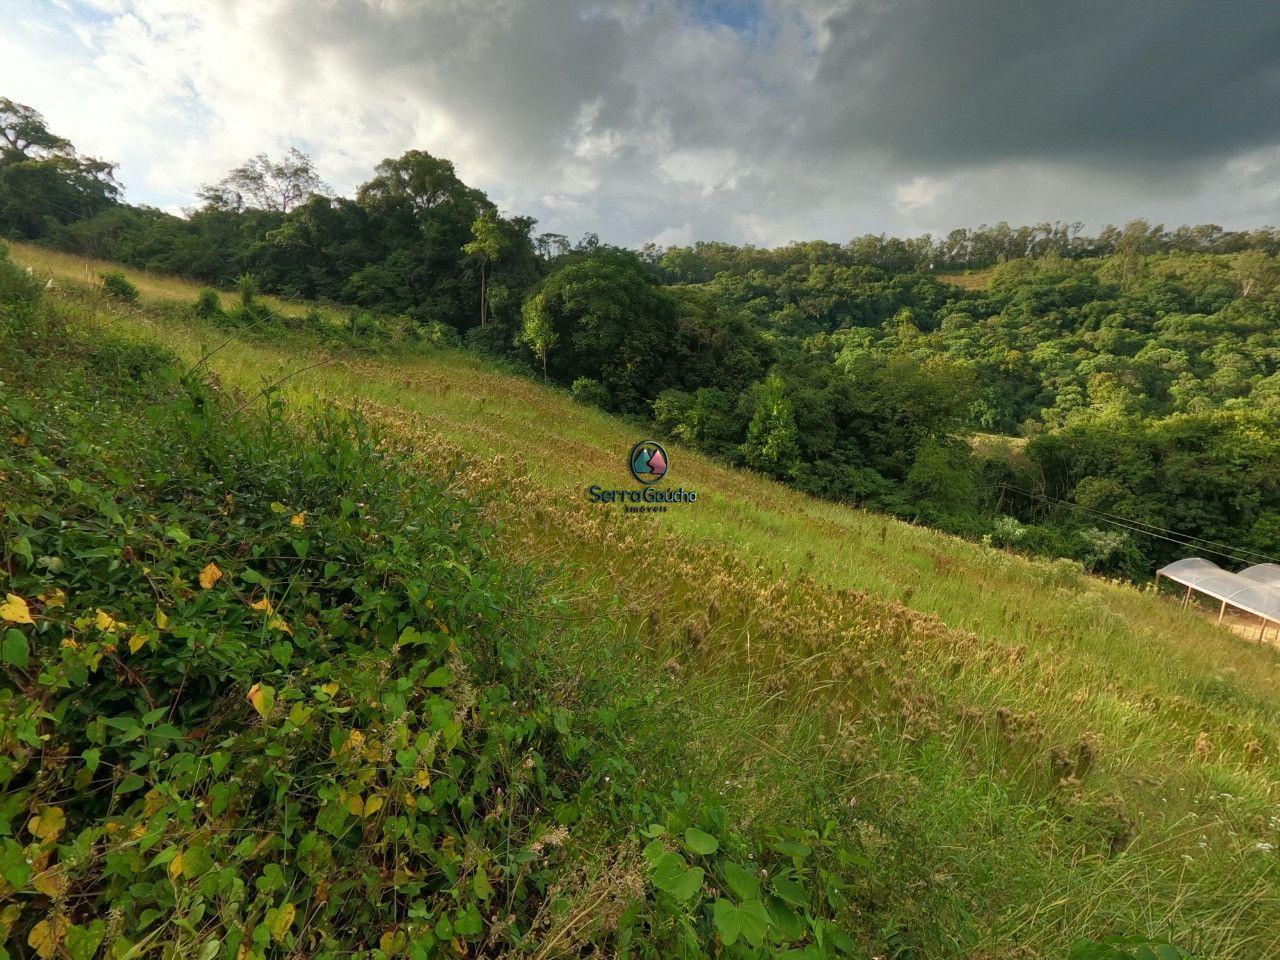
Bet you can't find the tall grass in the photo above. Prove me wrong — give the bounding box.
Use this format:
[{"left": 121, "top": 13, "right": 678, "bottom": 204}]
[{"left": 13, "top": 241, "right": 1280, "bottom": 957}]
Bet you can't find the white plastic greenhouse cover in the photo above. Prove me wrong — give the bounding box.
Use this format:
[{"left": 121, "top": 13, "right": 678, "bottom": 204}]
[
  {"left": 1239, "top": 563, "right": 1280, "bottom": 589},
  {"left": 1156, "top": 558, "right": 1280, "bottom": 625}
]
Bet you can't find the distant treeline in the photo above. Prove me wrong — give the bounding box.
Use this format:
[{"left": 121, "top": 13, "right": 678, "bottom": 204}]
[
  {"left": 652, "top": 222, "right": 1280, "bottom": 279},
  {"left": 4, "top": 95, "right": 1279, "bottom": 578}
]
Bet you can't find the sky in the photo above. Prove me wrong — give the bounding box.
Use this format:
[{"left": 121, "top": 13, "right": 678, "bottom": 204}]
[{"left": 3, "top": 0, "right": 1280, "bottom": 248}]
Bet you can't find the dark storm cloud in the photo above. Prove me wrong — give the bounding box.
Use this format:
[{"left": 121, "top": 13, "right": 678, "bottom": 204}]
[
  {"left": 6, "top": 0, "right": 1280, "bottom": 243},
  {"left": 804, "top": 0, "right": 1280, "bottom": 168}
]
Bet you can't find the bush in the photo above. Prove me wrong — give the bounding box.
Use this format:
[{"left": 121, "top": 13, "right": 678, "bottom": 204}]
[
  {"left": 571, "top": 375, "right": 612, "bottom": 409},
  {"left": 0, "top": 243, "right": 43, "bottom": 310},
  {"left": 193, "top": 287, "right": 222, "bottom": 318},
  {"left": 99, "top": 269, "right": 140, "bottom": 302},
  {"left": 235, "top": 272, "right": 260, "bottom": 307},
  {"left": 0, "top": 312, "right": 582, "bottom": 956},
  {"left": 989, "top": 514, "right": 1028, "bottom": 548},
  {"left": 421, "top": 319, "right": 462, "bottom": 348},
  {"left": 464, "top": 322, "right": 516, "bottom": 358}
]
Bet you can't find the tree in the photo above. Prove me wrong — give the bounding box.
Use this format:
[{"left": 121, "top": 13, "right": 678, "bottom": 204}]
[
  {"left": 198, "top": 148, "right": 329, "bottom": 213},
  {"left": 1231, "top": 250, "right": 1277, "bottom": 299},
  {"left": 0, "top": 98, "right": 72, "bottom": 159},
  {"left": 518, "top": 251, "right": 677, "bottom": 409},
  {"left": 357, "top": 150, "right": 479, "bottom": 217},
  {"left": 463, "top": 212, "right": 505, "bottom": 327},
  {"left": 740, "top": 373, "right": 800, "bottom": 478},
  {"left": 520, "top": 290, "right": 557, "bottom": 380},
  {"left": 0, "top": 98, "right": 120, "bottom": 240}
]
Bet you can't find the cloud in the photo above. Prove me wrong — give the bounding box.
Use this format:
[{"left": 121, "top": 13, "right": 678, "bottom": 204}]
[
  {"left": 804, "top": 0, "right": 1280, "bottom": 168},
  {"left": 1, "top": 0, "right": 1279, "bottom": 246},
  {"left": 894, "top": 176, "right": 945, "bottom": 212}
]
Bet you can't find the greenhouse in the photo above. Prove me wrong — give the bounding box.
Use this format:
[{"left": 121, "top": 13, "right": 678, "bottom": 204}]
[
  {"left": 1240, "top": 563, "right": 1280, "bottom": 589},
  {"left": 1156, "top": 557, "right": 1280, "bottom": 640}
]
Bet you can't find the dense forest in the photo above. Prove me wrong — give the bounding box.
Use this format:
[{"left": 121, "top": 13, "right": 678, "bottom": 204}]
[{"left": 4, "top": 96, "right": 1279, "bottom": 578}]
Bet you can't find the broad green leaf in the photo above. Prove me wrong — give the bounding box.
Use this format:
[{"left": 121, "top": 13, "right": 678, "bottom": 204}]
[
  {"left": 772, "top": 840, "right": 811, "bottom": 860},
  {"left": 422, "top": 666, "right": 453, "bottom": 688},
  {"left": 666, "top": 865, "right": 704, "bottom": 902},
  {"left": 684, "top": 826, "right": 719, "bottom": 855},
  {"left": 723, "top": 861, "right": 760, "bottom": 901},
  {"left": 738, "top": 899, "right": 769, "bottom": 947},
  {"left": 2, "top": 629, "right": 29, "bottom": 668},
  {"left": 651, "top": 851, "right": 687, "bottom": 888},
  {"left": 773, "top": 875, "right": 809, "bottom": 908},
  {"left": 712, "top": 898, "right": 739, "bottom": 945}
]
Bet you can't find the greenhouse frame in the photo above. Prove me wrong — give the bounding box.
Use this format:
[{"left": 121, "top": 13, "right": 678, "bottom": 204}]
[{"left": 1156, "top": 557, "right": 1280, "bottom": 641}]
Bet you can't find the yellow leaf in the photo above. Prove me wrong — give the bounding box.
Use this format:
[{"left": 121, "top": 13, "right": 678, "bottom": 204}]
[
  {"left": 268, "top": 616, "right": 292, "bottom": 636},
  {"left": 29, "top": 806, "right": 65, "bottom": 843},
  {"left": 37, "top": 588, "right": 66, "bottom": 609},
  {"left": 341, "top": 730, "right": 365, "bottom": 754},
  {"left": 380, "top": 930, "right": 406, "bottom": 953},
  {"left": 199, "top": 562, "right": 223, "bottom": 590},
  {"left": 155, "top": 606, "right": 170, "bottom": 630},
  {"left": 143, "top": 789, "right": 166, "bottom": 816},
  {"left": 128, "top": 630, "right": 150, "bottom": 654},
  {"left": 319, "top": 681, "right": 339, "bottom": 698},
  {"left": 32, "top": 864, "right": 66, "bottom": 897},
  {"left": 415, "top": 769, "right": 431, "bottom": 790},
  {"left": 28, "top": 917, "right": 64, "bottom": 959},
  {"left": 346, "top": 793, "right": 364, "bottom": 817},
  {"left": 250, "top": 597, "right": 274, "bottom": 615},
  {"left": 290, "top": 512, "right": 306, "bottom": 527},
  {"left": 9, "top": 434, "right": 28, "bottom": 447},
  {"left": 363, "top": 794, "right": 384, "bottom": 818},
  {"left": 270, "top": 902, "right": 296, "bottom": 942},
  {"left": 94, "top": 609, "right": 126, "bottom": 633},
  {"left": 247, "top": 682, "right": 275, "bottom": 718},
  {"left": 269, "top": 501, "right": 288, "bottom": 514},
  {"left": 0, "top": 594, "right": 33, "bottom": 625},
  {"left": 169, "top": 850, "right": 185, "bottom": 880}
]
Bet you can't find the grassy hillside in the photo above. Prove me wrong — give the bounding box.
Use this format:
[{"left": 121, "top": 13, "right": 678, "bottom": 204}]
[{"left": 8, "top": 242, "right": 1280, "bottom": 957}]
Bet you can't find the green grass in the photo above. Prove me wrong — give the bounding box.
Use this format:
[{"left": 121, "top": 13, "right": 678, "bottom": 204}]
[{"left": 11, "top": 241, "right": 1280, "bottom": 958}]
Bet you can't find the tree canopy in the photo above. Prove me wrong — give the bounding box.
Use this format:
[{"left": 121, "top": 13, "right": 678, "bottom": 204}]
[{"left": 4, "top": 93, "right": 1279, "bottom": 578}]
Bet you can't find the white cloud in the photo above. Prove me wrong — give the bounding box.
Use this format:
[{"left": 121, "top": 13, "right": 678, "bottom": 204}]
[
  {"left": 648, "top": 222, "right": 694, "bottom": 247},
  {"left": 1, "top": 0, "right": 1278, "bottom": 245},
  {"left": 893, "top": 176, "right": 946, "bottom": 212}
]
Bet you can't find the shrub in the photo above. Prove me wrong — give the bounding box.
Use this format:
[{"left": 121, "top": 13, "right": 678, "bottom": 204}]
[
  {"left": 0, "top": 243, "right": 43, "bottom": 310},
  {"left": 464, "top": 322, "right": 516, "bottom": 358},
  {"left": 99, "top": 269, "right": 140, "bottom": 302},
  {"left": 421, "top": 319, "right": 462, "bottom": 348},
  {"left": 990, "top": 514, "right": 1028, "bottom": 547},
  {"left": 571, "top": 375, "right": 612, "bottom": 409},
  {"left": 0, "top": 314, "right": 583, "bottom": 956},
  {"left": 193, "top": 287, "right": 222, "bottom": 318},
  {"left": 235, "top": 272, "right": 260, "bottom": 307}
]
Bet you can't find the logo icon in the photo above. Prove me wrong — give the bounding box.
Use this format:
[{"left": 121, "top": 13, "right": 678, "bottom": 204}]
[{"left": 629, "top": 440, "right": 669, "bottom": 485}]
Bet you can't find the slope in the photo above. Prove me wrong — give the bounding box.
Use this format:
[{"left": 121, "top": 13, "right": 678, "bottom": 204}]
[{"left": 10, "top": 241, "right": 1280, "bottom": 958}]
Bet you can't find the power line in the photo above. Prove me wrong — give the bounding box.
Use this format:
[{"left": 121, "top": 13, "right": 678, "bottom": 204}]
[{"left": 997, "top": 482, "right": 1280, "bottom": 568}]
